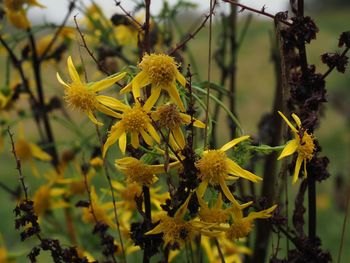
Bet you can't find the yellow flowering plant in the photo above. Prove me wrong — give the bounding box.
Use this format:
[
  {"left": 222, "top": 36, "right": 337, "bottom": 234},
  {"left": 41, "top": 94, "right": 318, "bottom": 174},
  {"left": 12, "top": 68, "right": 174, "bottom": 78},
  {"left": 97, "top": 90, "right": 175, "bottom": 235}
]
[{"left": 1, "top": 1, "right": 341, "bottom": 262}]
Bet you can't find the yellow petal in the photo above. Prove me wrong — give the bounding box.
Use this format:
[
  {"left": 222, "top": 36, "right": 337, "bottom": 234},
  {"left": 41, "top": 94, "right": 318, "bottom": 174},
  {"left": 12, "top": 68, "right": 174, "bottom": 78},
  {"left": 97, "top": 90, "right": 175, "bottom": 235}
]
[
  {"left": 179, "top": 113, "right": 206, "bottom": 128},
  {"left": 172, "top": 126, "right": 185, "bottom": 149},
  {"left": 119, "top": 132, "right": 127, "bottom": 154},
  {"left": 146, "top": 123, "right": 160, "bottom": 144},
  {"left": 87, "top": 111, "right": 103, "bottom": 126},
  {"left": 56, "top": 72, "right": 69, "bottom": 88},
  {"left": 143, "top": 86, "right": 161, "bottom": 112},
  {"left": 174, "top": 193, "right": 192, "bottom": 219},
  {"left": 247, "top": 204, "right": 277, "bottom": 220},
  {"left": 145, "top": 221, "right": 165, "bottom": 235},
  {"left": 29, "top": 143, "right": 52, "bottom": 161},
  {"left": 140, "top": 130, "right": 153, "bottom": 146},
  {"left": 220, "top": 135, "right": 250, "bottom": 152},
  {"left": 169, "top": 134, "right": 181, "bottom": 151},
  {"left": 67, "top": 56, "right": 80, "bottom": 83},
  {"left": 293, "top": 155, "right": 303, "bottom": 184},
  {"left": 291, "top": 113, "right": 302, "bottom": 128},
  {"left": 226, "top": 159, "right": 262, "bottom": 182},
  {"left": 103, "top": 125, "right": 124, "bottom": 157},
  {"left": 220, "top": 179, "right": 241, "bottom": 207},
  {"left": 96, "top": 104, "right": 122, "bottom": 119},
  {"left": 96, "top": 95, "right": 129, "bottom": 111},
  {"left": 91, "top": 72, "right": 126, "bottom": 92},
  {"left": 130, "top": 132, "right": 139, "bottom": 149},
  {"left": 215, "top": 192, "right": 223, "bottom": 209},
  {"left": 197, "top": 181, "right": 208, "bottom": 198},
  {"left": 176, "top": 70, "right": 187, "bottom": 87},
  {"left": 165, "top": 83, "right": 185, "bottom": 112},
  {"left": 304, "top": 160, "right": 307, "bottom": 179},
  {"left": 120, "top": 82, "right": 132, "bottom": 94},
  {"left": 278, "top": 111, "right": 298, "bottom": 133},
  {"left": 278, "top": 139, "right": 298, "bottom": 160}
]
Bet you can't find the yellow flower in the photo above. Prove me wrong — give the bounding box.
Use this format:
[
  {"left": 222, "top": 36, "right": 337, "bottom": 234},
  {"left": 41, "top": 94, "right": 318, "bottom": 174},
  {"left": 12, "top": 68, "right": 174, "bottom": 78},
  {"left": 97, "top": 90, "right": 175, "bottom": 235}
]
[
  {"left": 115, "top": 157, "right": 178, "bottom": 186},
  {"left": 152, "top": 103, "right": 205, "bottom": 149},
  {"left": 195, "top": 136, "right": 262, "bottom": 207},
  {"left": 120, "top": 53, "right": 187, "bottom": 111},
  {"left": 35, "top": 27, "right": 75, "bottom": 58},
  {"left": 4, "top": 0, "right": 45, "bottom": 29},
  {"left": 201, "top": 235, "right": 251, "bottom": 263},
  {"left": 57, "top": 56, "right": 127, "bottom": 126},
  {"left": 114, "top": 25, "right": 138, "bottom": 46},
  {"left": 146, "top": 194, "right": 215, "bottom": 247},
  {"left": 14, "top": 126, "right": 52, "bottom": 177},
  {"left": 56, "top": 167, "right": 96, "bottom": 197},
  {"left": 89, "top": 156, "right": 104, "bottom": 168},
  {"left": 222, "top": 204, "right": 277, "bottom": 240},
  {"left": 103, "top": 102, "right": 160, "bottom": 156},
  {"left": 82, "top": 186, "right": 115, "bottom": 228},
  {"left": 112, "top": 181, "right": 170, "bottom": 218},
  {"left": 277, "top": 111, "right": 315, "bottom": 184},
  {"left": 33, "top": 184, "right": 67, "bottom": 217},
  {"left": 198, "top": 193, "right": 229, "bottom": 224}
]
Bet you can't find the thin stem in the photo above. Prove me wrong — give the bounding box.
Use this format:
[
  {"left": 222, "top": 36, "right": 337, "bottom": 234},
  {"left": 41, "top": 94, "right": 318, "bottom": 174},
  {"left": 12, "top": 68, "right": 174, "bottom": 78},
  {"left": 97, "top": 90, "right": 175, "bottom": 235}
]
[
  {"left": 214, "top": 238, "right": 226, "bottom": 263},
  {"left": 167, "top": 1, "right": 218, "bottom": 55},
  {"left": 40, "top": 0, "right": 75, "bottom": 60},
  {"left": 94, "top": 123, "right": 126, "bottom": 262},
  {"left": 337, "top": 190, "right": 350, "bottom": 263},
  {"left": 204, "top": 0, "right": 214, "bottom": 148},
  {"left": 7, "top": 127, "right": 28, "bottom": 201},
  {"left": 144, "top": 0, "right": 151, "bottom": 54},
  {"left": 308, "top": 175, "right": 316, "bottom": 239},
  {"left": 27, "top": 28, "right": 60, "bottom": 168},
  {"left": 222, "top": 0, "right": 292, "bottom": 26}
]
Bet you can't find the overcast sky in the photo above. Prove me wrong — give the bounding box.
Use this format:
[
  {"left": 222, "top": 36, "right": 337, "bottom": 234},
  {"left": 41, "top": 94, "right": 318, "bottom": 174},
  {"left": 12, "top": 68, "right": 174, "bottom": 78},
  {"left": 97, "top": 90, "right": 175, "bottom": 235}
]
[{"left": 28, "top": 0, "right": 290, "bottom": 23}]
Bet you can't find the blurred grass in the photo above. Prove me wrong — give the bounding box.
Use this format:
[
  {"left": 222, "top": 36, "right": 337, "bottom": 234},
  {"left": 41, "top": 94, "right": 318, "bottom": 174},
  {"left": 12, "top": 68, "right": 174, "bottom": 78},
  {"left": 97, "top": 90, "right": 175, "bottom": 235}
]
[{"left": 0, "top": 8, "right": 349, "bottom": 262}]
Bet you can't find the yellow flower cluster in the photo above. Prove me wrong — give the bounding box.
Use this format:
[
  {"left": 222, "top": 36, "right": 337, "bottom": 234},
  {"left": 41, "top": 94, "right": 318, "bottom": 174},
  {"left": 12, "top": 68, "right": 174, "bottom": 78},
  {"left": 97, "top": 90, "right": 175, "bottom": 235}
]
[{"left": 56, "top": 53, "right": 278, "bottom": 260}]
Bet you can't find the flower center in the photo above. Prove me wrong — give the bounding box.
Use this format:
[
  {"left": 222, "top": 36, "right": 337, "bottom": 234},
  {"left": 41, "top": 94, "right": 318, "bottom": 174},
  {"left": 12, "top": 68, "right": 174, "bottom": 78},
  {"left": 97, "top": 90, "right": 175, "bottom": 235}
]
[
  {"left": 199, "top": 208, "right": 228, "bottom": 224},
  {"left": 226, "top": 219, "right": 253, "bottom": 240},
  {"left": 160, "top": 217, "right": 193, "bottom": 246},
  {"left": 156, "top": 104, "right": 182, "bottom": 129},
  {"left": 298, "top": 131, "right": 315, "bottom": 160},
  {"left": 15, "top": 139, "right": 31, "bottom": 161},
  {"left": 64, "top": 83, "right": 97, "bottom": 112},
  {"left": 121, "top": 107, "right": 150, "bottom": 133},
  {"left": 196, "top": 150, "right": 228, "bottom": 185},
  {"left": 138, "top": 54, "right": 178, "bottom": 86},
  {"left": 123, "top": 160, "right": 155, "bottom": 185}
]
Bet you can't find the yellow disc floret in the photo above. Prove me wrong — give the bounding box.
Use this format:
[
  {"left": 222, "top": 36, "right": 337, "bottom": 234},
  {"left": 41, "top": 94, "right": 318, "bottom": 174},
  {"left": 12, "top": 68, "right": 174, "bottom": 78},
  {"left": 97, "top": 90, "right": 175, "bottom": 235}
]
[
  {"left": 123, "top": 159, "right": 156, "bottom": 185},
  {"left": 199, "top": 208, "right": 229, "bottom": 224},
  {"left": 64, "top": 83, "right": 97, "bottom": 112},
  {"left": 121, "top": 107, "right": 150, "bottom": 133},
  {"left": 157, "top": 216, "right": 194, "bottom": 246},
  {"left": 196, "top": 150, "right": 228, "bottom": 185},
  {"left": 226, "top": 219, "right": 253, "bottom": 240},
  {"left": 298, "top": 131, "right": 315, "bottom": 161},
  {"left": 138, "top": 54, "right": 178, "bottom": 86}
]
